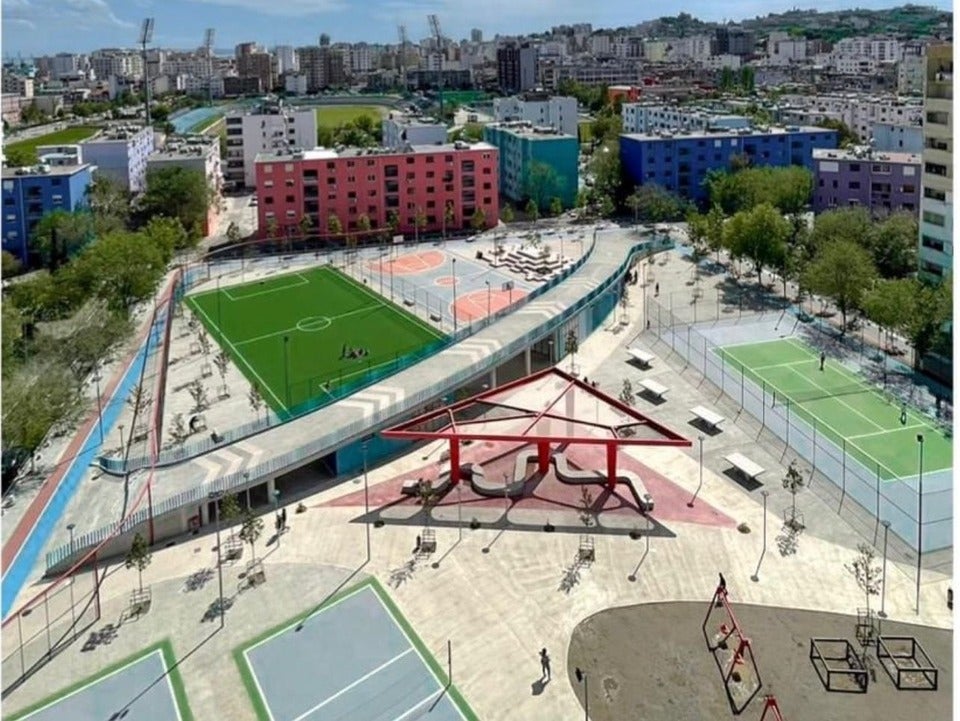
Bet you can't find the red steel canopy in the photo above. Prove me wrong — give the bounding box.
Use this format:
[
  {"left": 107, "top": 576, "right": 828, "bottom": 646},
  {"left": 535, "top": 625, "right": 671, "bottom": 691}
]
[{"left": 381, "top": 367, "right": 691, "bottom": 485}]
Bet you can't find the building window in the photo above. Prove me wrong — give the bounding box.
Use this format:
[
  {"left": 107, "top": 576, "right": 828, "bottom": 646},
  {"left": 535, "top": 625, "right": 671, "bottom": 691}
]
[
  {"left": 285, "top": 195, "right": 295, "bottom": 202},
  {"left": 264, "top": 196, "right": 274, "bottom": 205},
  {"left": 902, "top": 185, "right": 915, "bottom": 194},
  {"left": 848, "top": 181, "right": 860, "bottom": 190},
  {"left": 922, "top": 234, "right": 945, "bottom": 252},
  {"left": 924, "top": 187, "right": 946, "bottom": 202},
  {"left": 264, "top": 165, "right": 273, "bottom": 173},
  {"left": 923, "top": 210, "right": 946, "bottom": 227},
  {"left": 284, "top": 163, "right": 294, "bottom": 171}
]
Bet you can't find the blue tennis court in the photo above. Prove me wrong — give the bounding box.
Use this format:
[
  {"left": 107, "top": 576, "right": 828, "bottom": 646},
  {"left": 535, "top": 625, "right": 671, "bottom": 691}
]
[
  {"left": 9, "top": 641, "right": 191, "bottom": 721},
  {"left": 237, "top": 580, "right": 472, "bottom": 721}
]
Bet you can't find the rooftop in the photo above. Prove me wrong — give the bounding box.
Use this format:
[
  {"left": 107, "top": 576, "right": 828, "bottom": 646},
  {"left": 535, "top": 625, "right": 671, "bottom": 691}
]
[
  {"left": 383, "top": 113, "right": 445, "bottom": 127},
  {"left": 2, "top": 162, "right": 94, "bottom": 178},
  {"left": 813, "top": 147, "right": 921, "bottom": 164},
  {"left": 486, "top": 121, "right": 575, "bottom": 139},
  {"left": 621, "top": 125, "right": 835, "bottom": 141},
  {"left": 149, "top": 136, "right": 217, "bottom": 160},
  {"left": 82, "top": 124, "right": 149, "bottom": 142},
  {"left": 254, "top": 141, "right": 496, "bottom": 164}
]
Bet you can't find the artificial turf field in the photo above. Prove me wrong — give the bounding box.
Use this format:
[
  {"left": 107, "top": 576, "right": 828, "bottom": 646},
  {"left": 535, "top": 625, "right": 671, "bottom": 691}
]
[
  {"left": 716, "top": 337, "right": 952, "bottom": 480},
  {"left": 186, "top": 266, "right": 445, "bottom": 414},
  {"left": 314, "top": 105, "right": 385, "bottom": 128}
]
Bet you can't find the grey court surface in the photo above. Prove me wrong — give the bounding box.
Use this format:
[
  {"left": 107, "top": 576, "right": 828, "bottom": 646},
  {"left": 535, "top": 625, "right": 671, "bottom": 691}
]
[
  {"left": 12, "top": 648, "right": 182, "bottom": 721},
  {"left": 244, "top": 585, "right": 465, "bottom": 721}
]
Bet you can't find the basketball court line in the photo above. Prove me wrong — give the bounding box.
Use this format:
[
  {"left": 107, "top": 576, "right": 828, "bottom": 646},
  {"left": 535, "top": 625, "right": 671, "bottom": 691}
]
[
  {"left": 188, "top": 299, "right": 287, "bottom": 412},
  {"left": 784, "top": 365, "right": 884, "bottom": 432},
  {"left": 222, "top": 273, "right": 309, "bottom": 301}
]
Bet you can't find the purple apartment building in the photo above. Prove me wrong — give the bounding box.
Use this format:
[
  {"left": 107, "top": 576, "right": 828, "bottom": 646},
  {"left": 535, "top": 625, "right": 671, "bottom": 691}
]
[{"left": 813, "top": 147, "right": 921, "bottom": 215}]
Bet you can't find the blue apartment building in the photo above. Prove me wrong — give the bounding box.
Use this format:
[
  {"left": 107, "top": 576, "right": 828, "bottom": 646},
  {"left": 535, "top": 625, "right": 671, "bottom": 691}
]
[
  {"left": 483, "top": 122, "right": 579, "bottom": 210},
  {"left": 1, "top": 163, "right": 95, "bottom": 266},
  {"left": 620, "top": 126, "right": 839, "bottom": 205}
]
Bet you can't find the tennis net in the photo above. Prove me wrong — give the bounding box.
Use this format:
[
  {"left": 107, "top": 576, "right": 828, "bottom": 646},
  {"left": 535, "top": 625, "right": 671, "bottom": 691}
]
[{"left": 770, "top": 384, "right": 888, "bottom": 406}]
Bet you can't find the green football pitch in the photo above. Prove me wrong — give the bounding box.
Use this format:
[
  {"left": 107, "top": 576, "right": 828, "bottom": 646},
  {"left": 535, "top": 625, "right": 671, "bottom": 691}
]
[
  {"left": 185, "top": 266, "right": 445, "bottom": 414},
  {"left": 716, "top": 337, "right": 952, "bottom": 481}
]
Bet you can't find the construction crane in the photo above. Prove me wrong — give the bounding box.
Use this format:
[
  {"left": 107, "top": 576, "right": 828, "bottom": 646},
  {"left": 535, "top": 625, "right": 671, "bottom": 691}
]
[
  {"left": 396, "top": 25, "right": 408, "bottom": 91},
  {"left": 203, "top": 28, "right": 216, "bottom": 106},
  {"left": 138, "top": 18, "right": 155, "bottom": 127},
  {"left": 427, "top": 14, "right": 443, "bottom": 118}
]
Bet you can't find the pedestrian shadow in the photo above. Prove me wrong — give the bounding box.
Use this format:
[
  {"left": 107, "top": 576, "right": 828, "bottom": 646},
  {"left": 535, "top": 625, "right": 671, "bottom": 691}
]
[{"left": 531, "top": 677, "right": 549, "bottom": 695}]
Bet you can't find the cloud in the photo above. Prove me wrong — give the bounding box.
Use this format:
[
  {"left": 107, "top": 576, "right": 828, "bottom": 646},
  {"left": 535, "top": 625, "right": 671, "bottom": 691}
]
[
  {"left": 187, "top": 0, "right": 345, "bottom": 16},
  {"left": 2, "top": 0, "right": 134, "bottom": 32}
]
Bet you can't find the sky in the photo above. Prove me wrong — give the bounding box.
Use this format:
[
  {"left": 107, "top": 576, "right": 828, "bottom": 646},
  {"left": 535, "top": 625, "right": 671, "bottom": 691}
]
[{"left": 1, "top": 0, "right": 952, "bottom": 58}]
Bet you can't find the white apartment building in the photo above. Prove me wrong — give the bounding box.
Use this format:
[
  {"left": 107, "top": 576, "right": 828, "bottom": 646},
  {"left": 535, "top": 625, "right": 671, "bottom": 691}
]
[
  {"left": 274, "top": 46, "right": 298, "bottom": 75},
  {"left": 492, "top": 93, "right": 577, "bottom": 137},
  {"left": 621, "top": 103, "right": 750, "bottom": 134},
  {"left": 778, "top": 94, "right": 923, "bottom": 144},
  {"left": 48, "top": 53, "right": 85, "bottom": 79},
  {"left": 90, "top": 49, "right": 143, "bottom": 81},
  {"left": 898, "top": 41, "right": 926, "bottom": 96},
  {"left": 589, "top": 34, "right": 613, "bottom": 56},
  {"left": 670, "top": 35, "right": 713, "bottom": 62},
  {"left": 642, "top": 40, "right": 669, "bottom": 62},
  {"left": 834, "top": 36, "right": 901, "bottom": 63},
  {"left": 223, "top": 100, "right": 317, "bottom": 189},
  {"left": 918, "top": 44, "right": 952, "bottom": 283},
  {"left": 832, "top": 55, "right": 879, "bottom": 75},
  {"left": 349, "top": 43, "right": 373, "bottom": 74},
  {"left": 80, "top": 124, "right": 155, "bottom": 192},
  {"left": 381, "top": 113, "right": 448, "bottom": 149},
  {"left": 701, "top": 54, "right": 742, "bottom": 70},
  {"left": 284, "top": 73, "right": 308, "bottom": 96},
  {"left": 1, "top": 75, "right": 33, "bottom": 98}
]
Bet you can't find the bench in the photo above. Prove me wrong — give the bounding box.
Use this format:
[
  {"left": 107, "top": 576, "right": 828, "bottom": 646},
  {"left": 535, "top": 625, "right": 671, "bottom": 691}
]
[
  {"left": 627, "top": 347, "right": 655, "bottom": 368},
  {"left": 690, "top": 405, "right": 725, "bottom": 430},
  {"left": 638, "top": 378, "right": 669, "bottom": 400},
  {"left": 724, "top": 452, "right": 765, "bottom": 482}
]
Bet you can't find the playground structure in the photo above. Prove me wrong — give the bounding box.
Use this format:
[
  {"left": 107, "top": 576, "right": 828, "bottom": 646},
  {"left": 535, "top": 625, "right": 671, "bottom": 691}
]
[
  {"left": 876, "top": 636, "right": 939, "bottom": 690},
  {"left": 809, "top": 637, "right": 870, "bottom": 693},
  {"left": 702, "top": 581, "right": 765, "bottom": 714}
]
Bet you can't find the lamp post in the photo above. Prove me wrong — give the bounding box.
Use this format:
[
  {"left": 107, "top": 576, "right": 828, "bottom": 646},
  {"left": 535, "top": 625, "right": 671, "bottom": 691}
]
[
  {"left": 208, "top": 490, "right": 225, "bottom": 628},
  {"left": 451, "top": 258, "right": 458, "bottom": 332},
  {"left": 915, "top": 433, "right": 924, "bottom": 615},
  {"left": 66, "top": 523, "right": 76, "bottom": 623},
  {"left": 216, "top": 274, "right": 223, "bottom": 332},
  {"left": 879, "top": 520, "right": 891, "bottom": 619},
  {"left": 363, "top": 439, "right": 370, "bottom": 560},
  {"left": 93, "top": 367, "right": 104, "bottom": 445},
  {"left": 273, "top": 488, "right": 282, "bottom": 547},
  {"left": 574, "top": 667, "right": 589, "bottom": 721},
  {"left": 485, "top": 280, "right": 491, "bottom": 324},
  {"left": 751, "top": 490, "right": 770, "bottom": 582},
  {"left": 283, "top": 335, "right": 290, "bottom": 408},
  {"left": 118, "top": 424, "right": 125, "bottom": 456},
  {"left": 688, "top": 435, "right": 704, "bottom": 507}
]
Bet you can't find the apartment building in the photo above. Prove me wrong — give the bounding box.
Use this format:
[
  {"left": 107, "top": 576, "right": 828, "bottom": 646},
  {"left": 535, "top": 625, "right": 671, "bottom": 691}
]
[
  {"left": 253, "top": 143, "right": 499, "bottom": 238},
  {"left": 497, "top": 42, "right": 538, "bottom": 94},
  {"left": 620, "top": 126, "right": 838, "bottom": 204},
  {"left": 483, "top": 122, "right": 578, "bottom": 210},
  {"left": 777, "top": 93, "right": 923, "bottom": 143},
  {"left": 621, "top": 103, "right": 750, "bottom": 134},
  {"left": 918, "top": 44, "right": 952, "bottom": 283},
  {"left": 870, "top": 122, "right": 923, "bottom": 153},
  {"left": 147, "top": 135, "right": 222, "bottom": 235},
  {"left": 813, "top": 147, "right": 920, "bottom": 215},
  {"left": 80, "top": 124, "right": 154, "bottom": 192},
  {"left": 1, "top": 162, "right": 95, "bottom": 266},
  {"left": 223, "top": 98, "right": 317, "bottom": 189},
  {"left": 493, "top": 93, "right": 578, "bottom": 137},
  {"left": 381, "top": 113, "right": 448, "bottom": 149}
]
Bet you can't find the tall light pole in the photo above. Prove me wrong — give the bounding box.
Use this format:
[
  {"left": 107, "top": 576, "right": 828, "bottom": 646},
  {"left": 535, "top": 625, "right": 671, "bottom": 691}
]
[
  {"left": 208, "top": 490, "right": 225, "bottom": 628},
  {"left": 688, "top": 435, "right": 704, "bottom": 507},
  {"left": 93, "top": 367, "right": 104, "bottom": 445},
  {"left": 451, "top": 258, "right": 458, "bottom": 332},
  {"left": 118, "top": 424, "right": 125, "bottom": 457},
  {"left": 751, "top": 490, "right": 769, "bottom": 582},
  {"left": 216, "top": 274, "right": 223, "bottom": 332},
  {"left": 485, "top": 279, "right": 491, "bottom": 324},
  {"left": 879, "top": 520, "right": 891, "bottom": 619},
  {"left": 363, "top": 438, "right": 371, "bottom": 561},
  {"left": 915, "top": 433, "right": 924, "bottom": 615},
  {"left": 283, "top": 335, "right": 291, "bottom": 408},
  {"left": 66, "top": 523, "right": 76, "bottom": 624}
]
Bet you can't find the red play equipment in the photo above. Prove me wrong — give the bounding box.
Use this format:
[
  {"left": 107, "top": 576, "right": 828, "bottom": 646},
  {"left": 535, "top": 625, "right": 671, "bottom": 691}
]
[
  {"left": 759, "top": 695, "right": 785, "bottom": 721},
  {"left": 382, "top": 367, "right": 690, "bottom": 486}
]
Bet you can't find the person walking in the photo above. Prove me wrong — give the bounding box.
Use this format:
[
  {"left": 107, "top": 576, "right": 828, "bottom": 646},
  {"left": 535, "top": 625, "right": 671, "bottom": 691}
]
[
  {"left": 540, "top": 648, "right": 551, "bottom": 680},
  {"left": 654, "top": 282, "right": 660, "bottom": 297},
  {"left": 819, "top": 351, "right": 826, "bottom": 372}
]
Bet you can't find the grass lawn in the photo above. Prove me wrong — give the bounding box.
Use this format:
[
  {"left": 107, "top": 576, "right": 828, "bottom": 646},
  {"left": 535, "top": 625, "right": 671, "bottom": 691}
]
[
  {"left": 314, "top": 105, "right": 385, "bottom": 129},
  {"left": 5, "top": 126, "right": 101, "bottom": 162},
  {"left": 185, "top": 266, "right": 445, "bottom": 415},
  {"left": 716, "top": 337, "right": 952, "bottom": 480}
]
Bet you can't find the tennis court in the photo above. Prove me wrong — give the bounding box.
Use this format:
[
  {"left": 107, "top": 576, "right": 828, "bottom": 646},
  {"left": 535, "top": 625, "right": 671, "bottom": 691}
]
[
  {"left": 7, "top": 640, "right": 192, "bottom": 721},
  {"left": 716, "top": 337, "right": 952, "bottom": 481},
  {"left": 235, "top": 579, "right": 475, "bottom": 721},
  {"left": 185, "top": 266, "right": 445, "bottom": 414}
]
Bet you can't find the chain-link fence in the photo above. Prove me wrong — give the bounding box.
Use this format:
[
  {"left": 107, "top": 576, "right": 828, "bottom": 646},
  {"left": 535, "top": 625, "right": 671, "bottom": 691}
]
[{"left": 647, "top": 298, "right": 952, "bottom": 553}]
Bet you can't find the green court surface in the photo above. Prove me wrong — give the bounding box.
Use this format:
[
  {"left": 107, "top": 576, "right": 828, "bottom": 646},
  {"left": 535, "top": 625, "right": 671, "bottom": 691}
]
[
  {"left": 717, "top": 337, "right": 952, "bottom": 480},
  {"left": 185, "top": 266, "right": 445, "bottom": 414},
  {"left": 314, "top": 105, "right": 385, "bottom": 128}
]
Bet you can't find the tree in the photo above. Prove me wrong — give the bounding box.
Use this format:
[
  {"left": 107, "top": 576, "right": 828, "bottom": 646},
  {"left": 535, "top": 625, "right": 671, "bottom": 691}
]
[
  {"left": 590, "top": 141, "right": 625, "bottom": 210},
  {"left": 85, "top": 175, "right": 130, "bottom": 235},
  {"left": 126, "top": 384, "right": 152, "bottom": 423},
  {"left": 470, "top": 208, "right": 486, "bottom": 232},
  {"left": 523, "top": 161, "right": 562, "bottom": 211},
  {"left": 77, "top": 230, "right": 166, "bottom": 314},
  {"left": 197, "top": 328, "right": 211, "bottom": 356},
  {"left": 525, "top": 198, "right": 540, "bottom": 223},
  {"left": 501, "top": 204, "right": 515, "bottom": 223},
  {"left": 170, "top": 413, "right": 188, "bottom": 445},
  {"left": 3, "top": 145, "right": 35, "bottom": 168},
  {"left": 265, "top": 218, "right": 279, "bottom": 240},
  {"left": 414, "top": 207, "right": 427, "bottom": 243},
  {"left": 782, "top": 460, "right": 805, "bottom": 530},
  {"left": 723, "top": 203, "right": 790, "bottom": 285},
  {"left": 870, "top": 212, "right": 918, "bottom": 279},
  {"left": 225, "top": 222, "right": 242, "bottom": 244},
  {"left": 565, "top": 328, "right": 578, "bottom": 374},
  {"left": 248, "top": 382, "right": 265, "bottom": 420},
  {"left": 704, "top": 205, "right": 725, "bottom": 262},
  {"left": 804, "top": 240, "right": 877, "bottom": 333},
  {"left": 213, "top": 350, "right": 230, "bottom": 397},
  {"left": 220, "top": 493, "right": 242, "bottom": 532},
  {"left": 443, "top": 202, "right": 456, "bottom": 237},
  {"left": 901, "top": 278, "right": 951, "bottom": 369},
  {"left": 187, "top": 378, "right": 209, "bottom": 413},
  {"left": 143, "top": 215, "right": 187, "bottom": 258},
  {"left": 626, "top": 184, "right": 690, "bottom": 223},
  {"left": 357, "top": 213, "right": 372, "bottom": 237},
  {"left": 298, "top": 214, "right": 313, "bottom": 241},
  {"left": 549, "top": 196, "right": 564, "bottom": 218},
  {"left": 810, "top": 207, "right": 872, "bottom": 258},
  {"left": 386, "top": 209, "right": 400, "bottom": 237},
  {"left": 327, "top": 213, "right": 342, "bottom": 237},
  {"left": 124, "top": 532, "right": 152, "bottom": 593},
  {"left": 816, "top": 118, "right": 859, "bottom": 147},
  {"left": 862, "top": 279, "right": 913, "bottom": 362},
  {"left": 846, "top": 543, "right": 881, "bottom": 617},
  {"left": 2, "top": 365, "right": 82, "bottom": 454},
  {"left": 575, "top": 189, "right": 591, "bottom": 220},
  {"left": 597, "top": 194, "right": 615, "bottom": 218},
  {"left": 139, "top": 167, "right": 210, "bottom": 241},
  {"left": 2, "top": 251, "right": 22, "bottom": 278},
  {"left": 33, "top": 210, "right": 95, "bottom": 271},
  {"left": 238, "top": 510, "right": 263, "bottom": 561}
]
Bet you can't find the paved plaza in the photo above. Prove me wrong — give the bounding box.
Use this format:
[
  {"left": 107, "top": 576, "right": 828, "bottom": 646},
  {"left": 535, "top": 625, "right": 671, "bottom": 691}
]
[{"left": 2, "top": 226, "right": 952, "bottom": 721}]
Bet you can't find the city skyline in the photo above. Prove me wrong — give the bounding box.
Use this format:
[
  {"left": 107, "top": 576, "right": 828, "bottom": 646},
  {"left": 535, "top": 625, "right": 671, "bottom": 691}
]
[{"left": 2, "top": 0, "right": 951, "bottom": 57}]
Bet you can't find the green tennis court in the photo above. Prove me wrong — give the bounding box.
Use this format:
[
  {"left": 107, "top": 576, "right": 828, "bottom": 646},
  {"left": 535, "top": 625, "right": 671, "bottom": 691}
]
[
  {"left": 185, "top": 266, "right": 445, "bottom": 414},
  {"left": 716, "top": 337, "right": 952, "bottom": 480}
]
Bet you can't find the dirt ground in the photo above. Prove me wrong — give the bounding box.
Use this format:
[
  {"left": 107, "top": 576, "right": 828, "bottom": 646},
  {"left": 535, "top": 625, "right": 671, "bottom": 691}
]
[{"left": 567, "top": 601, "right": 952, "bottom": 721}]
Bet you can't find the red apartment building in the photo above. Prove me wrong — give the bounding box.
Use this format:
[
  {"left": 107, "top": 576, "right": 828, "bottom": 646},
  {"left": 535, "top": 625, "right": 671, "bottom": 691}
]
[{"left": 254, "top": 142, "right": 500, "bottom": 239}]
